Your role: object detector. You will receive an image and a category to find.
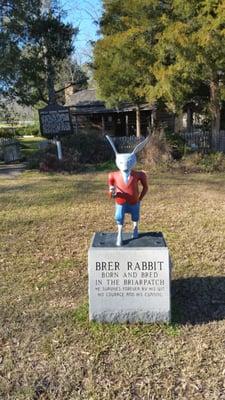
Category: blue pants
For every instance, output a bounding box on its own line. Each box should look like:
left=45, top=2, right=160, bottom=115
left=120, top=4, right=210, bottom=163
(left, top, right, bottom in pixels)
left=115, top=202, right=140, bottom=225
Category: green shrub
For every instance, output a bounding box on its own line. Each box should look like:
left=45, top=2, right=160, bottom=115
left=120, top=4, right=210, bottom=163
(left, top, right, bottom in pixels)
left=39, top=153, right=61, bottom=172
left=14, top=124, right=40, bottom=136
left=26, top=150, right=43, bottom=169
left=61, top=132, right=113, bottom=164
left=196, top=152, right=225, bottom=172
left=95, top=160, right=116, bottom=171
left=165, top=129, right=185, bottom=159
left=39, top=149, right=81, bottom=173
left=175, top=152, right=225, bottom=173
left=38, top=132, right=113, bottom=172
left=0, top=124, right=40, bottom=138
left=0, top=127, right=16, bottom=138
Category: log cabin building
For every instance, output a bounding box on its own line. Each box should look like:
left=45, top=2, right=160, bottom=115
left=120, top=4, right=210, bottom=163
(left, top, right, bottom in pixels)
left=57, top=84, right=175, bottom=137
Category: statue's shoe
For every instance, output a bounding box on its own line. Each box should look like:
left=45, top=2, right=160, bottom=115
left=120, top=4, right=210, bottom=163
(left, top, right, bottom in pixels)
left=132, top=228, right=139, bottom=239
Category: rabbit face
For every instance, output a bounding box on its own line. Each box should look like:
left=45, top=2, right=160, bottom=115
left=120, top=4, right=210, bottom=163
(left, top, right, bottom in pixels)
left=116, top=153, right=136, bottom=172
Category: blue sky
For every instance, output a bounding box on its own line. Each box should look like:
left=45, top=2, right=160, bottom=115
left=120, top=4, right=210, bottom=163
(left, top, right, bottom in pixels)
left=59, top=0, right=103, bottom=63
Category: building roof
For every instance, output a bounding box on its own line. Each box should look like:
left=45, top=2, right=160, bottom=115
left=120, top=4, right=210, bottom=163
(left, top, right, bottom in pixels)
left=66, top=89, right=154, bottom=115
left=66, top=89, right=103, bottom=107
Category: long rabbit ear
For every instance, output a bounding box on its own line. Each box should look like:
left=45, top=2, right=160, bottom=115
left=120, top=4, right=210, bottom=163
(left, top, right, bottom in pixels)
left=106, top=135, right=118, bottom=155
left=132, top=135, right=150, bottom=154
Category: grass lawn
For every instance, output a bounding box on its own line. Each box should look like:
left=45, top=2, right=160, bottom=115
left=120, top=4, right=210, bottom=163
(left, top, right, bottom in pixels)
left=1, top=170, right=225, bottom=399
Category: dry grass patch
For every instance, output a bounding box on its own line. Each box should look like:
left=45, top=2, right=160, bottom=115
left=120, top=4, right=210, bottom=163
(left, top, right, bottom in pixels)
left=1, top=170, right=225, bottom=399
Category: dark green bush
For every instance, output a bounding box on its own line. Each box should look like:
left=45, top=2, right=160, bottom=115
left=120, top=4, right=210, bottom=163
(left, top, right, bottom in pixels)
left=39, top=150, right=81, bottom=173
left=39, top=153, right=61, bottom=172
left=14, top=124, right=40, bottom=136
left=165, top=130, right=185, bottom=159
left=0, top=128, right=16, bottom=138
left=189, top=152, right=225, bottom=172
left=0, top=124, right=40, bottom=138
left=38, top=133, right=113, bottom=172
left=170, top=152, right=225, bottom=173
left=61, top=132, right=113, bottom=164
left=26, top=150, right=42, bottom=169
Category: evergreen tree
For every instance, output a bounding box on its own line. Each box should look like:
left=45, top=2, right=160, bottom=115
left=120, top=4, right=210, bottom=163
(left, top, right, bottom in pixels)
left=150, top=0, right=225, bottom=148
left=0, top=0, right=41, bottom=94
left=93, top=0, right=164, bottom=136
left=94, top=0, right=225, bottom=146
left=0, top=0, right=77, bottom=106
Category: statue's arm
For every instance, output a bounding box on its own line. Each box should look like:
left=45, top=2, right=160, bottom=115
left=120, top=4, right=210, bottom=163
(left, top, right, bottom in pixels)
left=108, top=172, right=116, bottom=198
left=139, top=172, right=148, bottom=201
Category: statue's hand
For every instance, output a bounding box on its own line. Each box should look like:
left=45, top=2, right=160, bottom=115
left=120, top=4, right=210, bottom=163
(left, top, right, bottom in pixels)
left=109, top=185, right=116, bottom=198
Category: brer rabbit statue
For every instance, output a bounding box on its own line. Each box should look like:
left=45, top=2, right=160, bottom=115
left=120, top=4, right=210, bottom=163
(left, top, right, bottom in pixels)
left=106, top=135, right=149, bottom=246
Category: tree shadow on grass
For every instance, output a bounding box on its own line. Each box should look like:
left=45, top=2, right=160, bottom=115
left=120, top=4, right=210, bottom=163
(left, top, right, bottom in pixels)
left=0, top=182, right=41, bottom=194
left=153, top=174, right=225, bottom=192
left=0, top=179, right=105, bottom=208
left=172, top=276, right=225, bottom=325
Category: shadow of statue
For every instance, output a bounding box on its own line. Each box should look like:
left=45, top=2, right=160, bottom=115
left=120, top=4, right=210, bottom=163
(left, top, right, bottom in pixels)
left=172, top=276, right=225, bottom=325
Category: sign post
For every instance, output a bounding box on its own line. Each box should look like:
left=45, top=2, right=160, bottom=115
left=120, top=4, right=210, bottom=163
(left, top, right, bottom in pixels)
left=38, top=103, right=73, bottom=159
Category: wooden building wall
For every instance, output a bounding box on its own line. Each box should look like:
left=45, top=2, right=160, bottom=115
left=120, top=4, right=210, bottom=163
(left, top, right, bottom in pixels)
left=69, top=108, right=175, bottom=136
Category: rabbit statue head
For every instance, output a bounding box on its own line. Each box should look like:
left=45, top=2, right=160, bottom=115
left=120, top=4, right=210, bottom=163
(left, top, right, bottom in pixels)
left=106, top=135, right=150, bottom=173
left=116, top=153, right=136, bottom=173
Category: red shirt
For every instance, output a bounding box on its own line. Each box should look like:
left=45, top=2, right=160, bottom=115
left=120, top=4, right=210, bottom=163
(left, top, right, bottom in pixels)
left=108, top=170, right=148, bottom=205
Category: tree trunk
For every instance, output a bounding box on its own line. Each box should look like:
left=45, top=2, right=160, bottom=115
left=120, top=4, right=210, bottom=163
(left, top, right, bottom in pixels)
left=46, top=56, right=56, bottom=105
left=101, top=115, right=105, bottom=135
left=125, top=114, right=129, bottom=136
left=186, top=105, right=193, bottom=133
left=210, top=80, right=221, bottom=151
left=151, top=109, right=157, bottom=127
left=136, top=106, right=141, bottom=137
left=174, top=113, right=183, bottom=133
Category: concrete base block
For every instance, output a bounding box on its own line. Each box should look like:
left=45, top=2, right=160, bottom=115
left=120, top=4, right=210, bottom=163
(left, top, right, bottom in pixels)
left=88, top=232, right=171, bottom=323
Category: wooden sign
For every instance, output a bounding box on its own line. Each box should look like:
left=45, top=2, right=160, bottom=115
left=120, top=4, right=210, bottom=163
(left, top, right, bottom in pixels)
left=39, top=103, right=72, bottom=137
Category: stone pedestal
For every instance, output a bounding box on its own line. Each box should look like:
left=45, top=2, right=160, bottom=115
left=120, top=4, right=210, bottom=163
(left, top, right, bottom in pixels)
left=88, top=232, right=171, bottom=323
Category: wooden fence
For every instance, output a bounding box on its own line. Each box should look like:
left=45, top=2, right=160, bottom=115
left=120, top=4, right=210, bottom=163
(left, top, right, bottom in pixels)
left=181, top=130, right=211, bottom=153
left=216, top=131, right=225, bottom=152
left=0, top=138, right=21, bottom=162
left=109, top=135, right=145, bottom=153
left=181, top=130, right=225, bottom=153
